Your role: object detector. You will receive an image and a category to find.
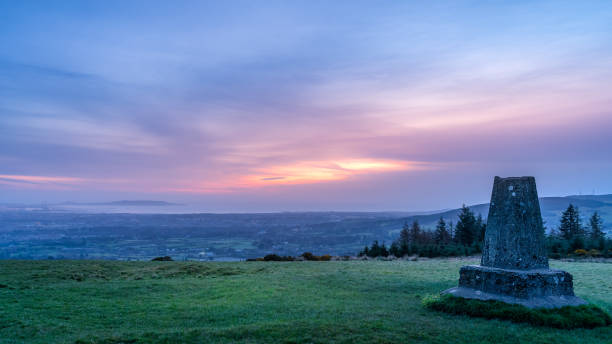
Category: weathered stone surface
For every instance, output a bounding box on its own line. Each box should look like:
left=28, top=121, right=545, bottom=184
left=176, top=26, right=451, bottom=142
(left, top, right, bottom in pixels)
left=442, top=176, right=586, bottom=309
left=443, top=265, right=586, bottom=308
left=481, top=176, right=548, bottom=270
left=458, top=265, right=574, bottom=298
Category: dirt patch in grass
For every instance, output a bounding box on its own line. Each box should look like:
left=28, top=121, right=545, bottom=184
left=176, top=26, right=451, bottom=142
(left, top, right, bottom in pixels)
left=145, top=263, right=255, bottom=279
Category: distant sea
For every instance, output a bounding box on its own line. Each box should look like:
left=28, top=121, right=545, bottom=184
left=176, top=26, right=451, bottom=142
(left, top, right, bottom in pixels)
left=53, top=203, right=211, bottom=214
left=0, top=203, right=213, bottom=214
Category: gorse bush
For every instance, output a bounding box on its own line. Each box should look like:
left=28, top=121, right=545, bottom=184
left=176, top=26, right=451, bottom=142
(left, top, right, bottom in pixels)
left=263, top=254, right=295, bottom=261
left=301, top=252, right=331, bottom=261
left=423, top=294, right=612, bottom=329
left=319, top=254, right=332, bottom=261
left=588, top=249, right=602, bottom=256
left=301, top=252, right=317, bottom=261
left=248, top=252, right=333, bottom=261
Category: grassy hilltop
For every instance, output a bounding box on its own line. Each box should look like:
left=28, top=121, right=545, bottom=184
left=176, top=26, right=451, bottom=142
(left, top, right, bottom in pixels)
left=0, top=259, right=611, bottom=344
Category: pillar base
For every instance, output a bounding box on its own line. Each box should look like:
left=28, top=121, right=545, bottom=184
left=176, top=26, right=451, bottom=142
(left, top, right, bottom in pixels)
left=442, top=265, right=586, bottom=309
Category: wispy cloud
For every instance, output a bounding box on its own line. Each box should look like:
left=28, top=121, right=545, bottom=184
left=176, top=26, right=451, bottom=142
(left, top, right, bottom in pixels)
left=5, top=116, right=168, bottom=154
left=0, top=174, right=85, bottom=189
left=0, top=174, right=83, bottom=183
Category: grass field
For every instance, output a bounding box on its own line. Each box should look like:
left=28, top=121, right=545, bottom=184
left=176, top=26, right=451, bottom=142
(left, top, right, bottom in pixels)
left=0, top=259, right=610, bottom=344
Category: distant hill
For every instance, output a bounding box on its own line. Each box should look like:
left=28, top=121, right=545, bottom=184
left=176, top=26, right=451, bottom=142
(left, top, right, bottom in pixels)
left=397, top=194, right=612, bottom=234
left=564, top=194, right=612, bottom=204
left=56, top=200, right=183, bottom=206
left=90, top=200, right=182, bottom=206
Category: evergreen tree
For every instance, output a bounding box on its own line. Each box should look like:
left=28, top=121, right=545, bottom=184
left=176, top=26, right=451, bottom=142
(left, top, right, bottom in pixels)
left=589, top=212, right=605, bottom=241
left=448, top=221, right=455, bottom=242
left=399, top=240, right=409, bottom=256
left=409, top=220, right=421, bottom=244
left=571, top=235, right=585, bottom=251
left=558, top=204, right=583, bottom=240
left=368, top=240, right=380, bottom=257
left=389, top=241, right=400, bottom=257
left=399, top=222, right=410, bottom=245
left=380, top=242, right=389, bottom=257
left=455, top=205, right=477, bottom=245
left=476, top=213, right=486, bottom=242
left=434, top=217, right=450, bottom=244
left=547, top=225, right=561, bottom=238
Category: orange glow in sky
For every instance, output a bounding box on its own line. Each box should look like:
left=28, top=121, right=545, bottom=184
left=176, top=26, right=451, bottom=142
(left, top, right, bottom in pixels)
left=242, top=159, right=418, bottom=186
left=158, top=159, right=423, bottom=194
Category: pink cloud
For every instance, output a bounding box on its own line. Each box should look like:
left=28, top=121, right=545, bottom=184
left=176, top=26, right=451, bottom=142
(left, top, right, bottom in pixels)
left=0, top=174, right=83, bottom=183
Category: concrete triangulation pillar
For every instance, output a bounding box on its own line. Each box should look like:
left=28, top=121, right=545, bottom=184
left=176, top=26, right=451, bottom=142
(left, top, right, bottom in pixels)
left=481, top=176, right=548, bottom=270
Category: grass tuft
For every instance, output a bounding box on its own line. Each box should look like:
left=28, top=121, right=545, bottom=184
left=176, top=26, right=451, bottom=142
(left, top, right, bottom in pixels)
left=423, top=294, right=612, bottom=329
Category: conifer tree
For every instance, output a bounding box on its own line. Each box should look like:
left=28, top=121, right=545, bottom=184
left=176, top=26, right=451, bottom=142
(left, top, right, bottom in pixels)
left=389, top=241, right=400, bottom=257
left=589, top=212, right=605, bottom=240
left=434, top=217, right=450, bottom=244
left=380, top=242, right=389, bottom=257
left=475, top=213, right=486, bottom=242
left=368, top=240, right=381, bottom=257
left=559, top=204, right=583, bottom=240
left=455, top=205, right=477, bottom=245
left=399, top=222, right=410, bottom=245
left=410, top=220, right=421, bottom=244
left=399, top=240, right=409, bottom=256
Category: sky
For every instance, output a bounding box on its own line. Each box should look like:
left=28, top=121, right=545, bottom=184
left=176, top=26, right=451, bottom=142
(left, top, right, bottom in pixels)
left=1, top=1, right=612, bottom=212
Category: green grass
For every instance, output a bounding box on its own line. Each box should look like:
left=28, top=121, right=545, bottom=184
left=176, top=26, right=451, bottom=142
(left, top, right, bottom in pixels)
left=423, top=294, right=611, bottom=329
left=0, top=259, right=610, bottom=343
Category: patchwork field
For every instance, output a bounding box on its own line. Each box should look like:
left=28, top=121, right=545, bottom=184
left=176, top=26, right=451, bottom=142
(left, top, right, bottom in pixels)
left=0, top=259, right=610, bottom=343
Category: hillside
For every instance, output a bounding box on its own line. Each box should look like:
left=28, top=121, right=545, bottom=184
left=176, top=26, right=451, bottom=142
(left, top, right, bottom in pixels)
left=393, top=194, right=612, bottom=232
left=0, top=260, right=610, bottom=344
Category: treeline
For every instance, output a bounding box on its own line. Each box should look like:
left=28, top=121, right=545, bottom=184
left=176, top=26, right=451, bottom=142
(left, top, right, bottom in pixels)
left=547, top=205, right=611, bottom=258
left=360, top=204, right=611, bottom=259
left=359, top=205, right=486, bottom=258
left=247, top=252, right=333, bottom=261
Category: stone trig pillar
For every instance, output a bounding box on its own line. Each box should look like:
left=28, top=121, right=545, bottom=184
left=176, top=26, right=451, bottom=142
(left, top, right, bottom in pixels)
left=443, top=176, right=586, bottom=308
left=482, top=176, right=548, bottom=270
